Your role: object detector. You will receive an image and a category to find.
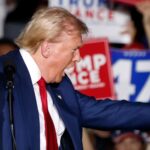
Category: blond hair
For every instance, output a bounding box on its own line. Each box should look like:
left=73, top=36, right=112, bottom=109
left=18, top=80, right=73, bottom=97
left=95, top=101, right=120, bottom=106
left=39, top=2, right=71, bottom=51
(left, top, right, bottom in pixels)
left=16, top=7, right=88, bottom=53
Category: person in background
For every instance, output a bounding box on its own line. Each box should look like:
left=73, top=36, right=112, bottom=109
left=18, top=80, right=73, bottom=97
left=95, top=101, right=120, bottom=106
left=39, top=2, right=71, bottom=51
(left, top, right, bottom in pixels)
left=90, top=129, right=114, bottom=150
left=136, top=0, right=150, bottom=49
left=113, top=130, right=146, bottom=150
left=0, top=0, right=6, bottom=38
left=1, top=6, right=150, bottom=150
left=0, top=38, right=18, bottom=55
left=82, top=128, right=95, bottom=150
left=111, top=2, right=149, bottom=50
left=0, top=0, right=16, bottom=38
left=4, top=0, right=48, bottom=39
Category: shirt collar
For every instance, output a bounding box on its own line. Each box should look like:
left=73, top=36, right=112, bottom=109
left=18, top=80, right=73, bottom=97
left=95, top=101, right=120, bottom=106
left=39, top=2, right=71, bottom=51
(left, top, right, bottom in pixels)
left=20, top=48, right=41, bottom=85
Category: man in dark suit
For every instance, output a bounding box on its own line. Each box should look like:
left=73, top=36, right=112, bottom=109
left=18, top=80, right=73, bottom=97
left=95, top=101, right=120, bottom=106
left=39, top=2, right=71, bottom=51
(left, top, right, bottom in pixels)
left=0, top=6, right=150, bottom=150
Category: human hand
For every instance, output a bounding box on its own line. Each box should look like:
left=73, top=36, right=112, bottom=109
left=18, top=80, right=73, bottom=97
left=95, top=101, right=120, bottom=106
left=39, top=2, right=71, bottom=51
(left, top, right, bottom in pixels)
left=136, top=0, right=150, bottom=48
left=136, top=0, right=150, bottom=23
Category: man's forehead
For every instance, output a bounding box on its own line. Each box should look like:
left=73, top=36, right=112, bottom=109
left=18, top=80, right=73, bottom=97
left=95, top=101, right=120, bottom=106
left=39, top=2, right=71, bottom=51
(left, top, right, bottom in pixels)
left=56, top=30, right=82, bottom=42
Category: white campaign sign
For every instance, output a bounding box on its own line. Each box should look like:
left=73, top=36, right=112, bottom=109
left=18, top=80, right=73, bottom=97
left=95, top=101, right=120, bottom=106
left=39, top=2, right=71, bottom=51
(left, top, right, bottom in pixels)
left=113, top=59, right=150, bottom=102
left=49, top=0, right=132, bottom=44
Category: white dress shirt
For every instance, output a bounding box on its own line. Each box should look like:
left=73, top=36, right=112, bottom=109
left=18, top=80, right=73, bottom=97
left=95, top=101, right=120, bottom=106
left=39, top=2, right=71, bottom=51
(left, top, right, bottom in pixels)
left=20, top=48, right=65, bottom=150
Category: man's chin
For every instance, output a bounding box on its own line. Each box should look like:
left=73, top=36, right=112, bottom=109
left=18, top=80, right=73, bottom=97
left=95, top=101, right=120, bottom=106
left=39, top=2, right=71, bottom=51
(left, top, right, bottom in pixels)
left=53, top=77, right=64, bottom=83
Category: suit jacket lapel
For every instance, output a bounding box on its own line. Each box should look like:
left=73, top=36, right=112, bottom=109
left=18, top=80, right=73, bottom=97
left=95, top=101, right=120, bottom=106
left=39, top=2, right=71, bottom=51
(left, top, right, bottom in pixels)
left=13, top=50, right=40, bottom=150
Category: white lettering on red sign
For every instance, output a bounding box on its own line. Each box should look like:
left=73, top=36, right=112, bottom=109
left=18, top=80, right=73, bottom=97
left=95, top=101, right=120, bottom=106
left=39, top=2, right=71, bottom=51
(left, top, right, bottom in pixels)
left=67, top=54, right=106, bottom=90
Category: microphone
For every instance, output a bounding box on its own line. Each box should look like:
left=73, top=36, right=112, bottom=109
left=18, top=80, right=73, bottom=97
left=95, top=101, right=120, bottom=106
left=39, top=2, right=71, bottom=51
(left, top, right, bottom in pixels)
left=3, top=60, right=17, bottom=150
left=3, top=60, right=16, bottom=88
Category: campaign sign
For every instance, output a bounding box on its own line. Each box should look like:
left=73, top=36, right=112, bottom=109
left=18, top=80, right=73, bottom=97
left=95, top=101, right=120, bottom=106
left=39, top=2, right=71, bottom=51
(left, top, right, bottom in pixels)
left=113, top=0, right=143, bottom=5
left=111, top=49, right=150, bottom=102
left=66, top=39, right=115, bottom=99
left=49, top=0, right=131, bottom=44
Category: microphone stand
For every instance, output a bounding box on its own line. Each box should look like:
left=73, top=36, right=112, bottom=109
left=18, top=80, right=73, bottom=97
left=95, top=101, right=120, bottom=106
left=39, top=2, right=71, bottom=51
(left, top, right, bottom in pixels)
left=6, top=80, right=17, bottom=150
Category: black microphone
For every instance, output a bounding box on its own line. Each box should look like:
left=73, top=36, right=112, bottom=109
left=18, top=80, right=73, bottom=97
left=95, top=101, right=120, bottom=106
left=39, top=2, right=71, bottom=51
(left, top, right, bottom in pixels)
left=3, top=60, right=16, bottom=88
left=3, top=60, right=17, bottom=150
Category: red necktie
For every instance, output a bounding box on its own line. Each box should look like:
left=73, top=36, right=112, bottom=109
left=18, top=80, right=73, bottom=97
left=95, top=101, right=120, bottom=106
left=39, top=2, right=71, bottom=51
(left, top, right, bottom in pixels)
left=38, top=77, right=58, bottom=150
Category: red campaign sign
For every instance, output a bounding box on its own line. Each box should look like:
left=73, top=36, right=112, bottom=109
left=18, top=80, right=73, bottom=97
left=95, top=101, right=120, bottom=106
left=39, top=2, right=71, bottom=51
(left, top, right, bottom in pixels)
left=67, top=39, right=115, bottom=100
left=113, top=0, right=143, bottom=5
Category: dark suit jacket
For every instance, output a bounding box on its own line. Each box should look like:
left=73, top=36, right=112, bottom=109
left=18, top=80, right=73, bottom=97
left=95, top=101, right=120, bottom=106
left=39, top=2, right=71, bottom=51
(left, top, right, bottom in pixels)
left=0, top=50, right=150, bottom=150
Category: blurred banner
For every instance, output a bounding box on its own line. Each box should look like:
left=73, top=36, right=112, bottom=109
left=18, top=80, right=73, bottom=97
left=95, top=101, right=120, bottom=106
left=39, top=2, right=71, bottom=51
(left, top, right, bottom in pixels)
left=111, top=49, right=150, bottom=102
left=49, top=0, right=131, bottom=44
left=66, top=39, right=115, bottom=99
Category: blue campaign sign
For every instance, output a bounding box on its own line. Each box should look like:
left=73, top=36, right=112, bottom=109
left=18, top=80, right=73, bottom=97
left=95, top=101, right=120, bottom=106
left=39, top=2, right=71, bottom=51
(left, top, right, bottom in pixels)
left=111, top=49, right=150, bottom=102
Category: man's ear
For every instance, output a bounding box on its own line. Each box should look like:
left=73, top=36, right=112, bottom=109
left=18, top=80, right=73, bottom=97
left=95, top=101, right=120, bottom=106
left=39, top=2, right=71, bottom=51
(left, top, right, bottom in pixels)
left=40, top=41, right=51, bottom=58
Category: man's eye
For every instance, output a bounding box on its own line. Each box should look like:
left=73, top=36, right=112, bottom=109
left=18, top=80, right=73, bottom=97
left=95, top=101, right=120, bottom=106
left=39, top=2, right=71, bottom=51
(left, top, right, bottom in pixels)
left=72, top=47, right=80, bottom=52
left=72, top=49, right=76, bottom=52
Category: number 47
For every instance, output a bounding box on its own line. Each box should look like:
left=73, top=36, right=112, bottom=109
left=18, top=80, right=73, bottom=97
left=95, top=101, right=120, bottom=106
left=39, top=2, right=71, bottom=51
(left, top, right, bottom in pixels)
left=113, top=60, right=150, bottom=102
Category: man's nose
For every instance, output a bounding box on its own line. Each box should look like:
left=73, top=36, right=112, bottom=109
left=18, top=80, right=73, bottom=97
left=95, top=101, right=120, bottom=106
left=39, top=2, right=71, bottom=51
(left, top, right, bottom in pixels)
left=73, top=49, right=81, bottom=62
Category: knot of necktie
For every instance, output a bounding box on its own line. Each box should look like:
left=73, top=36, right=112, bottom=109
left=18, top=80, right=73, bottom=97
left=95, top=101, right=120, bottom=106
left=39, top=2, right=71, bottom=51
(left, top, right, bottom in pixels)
left=38, top=77, right=46, bottom=87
